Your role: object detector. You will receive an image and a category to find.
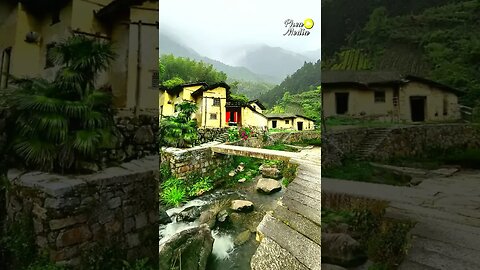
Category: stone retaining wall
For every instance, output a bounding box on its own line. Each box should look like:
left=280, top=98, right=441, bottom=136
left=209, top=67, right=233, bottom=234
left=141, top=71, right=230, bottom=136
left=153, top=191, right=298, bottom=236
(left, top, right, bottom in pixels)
left=235, top=130, right=321, bottom=148
left=197, top=128, right=229, bottom=144
left=5, top=156, right=159, bottom=267
left=160, top=142, right=233, bottom=179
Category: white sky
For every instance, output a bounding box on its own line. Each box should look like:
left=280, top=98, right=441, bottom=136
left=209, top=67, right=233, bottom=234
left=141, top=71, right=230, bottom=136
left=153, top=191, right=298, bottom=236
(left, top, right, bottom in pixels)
left=159, top=0, right=321, bottom=64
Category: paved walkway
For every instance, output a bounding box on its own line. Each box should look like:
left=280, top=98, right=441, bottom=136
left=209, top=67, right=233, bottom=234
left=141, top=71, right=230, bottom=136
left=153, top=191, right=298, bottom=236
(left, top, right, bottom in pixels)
left=212, top=144, right=321, bottom=269
left=323, top=171, right=480, bottom=270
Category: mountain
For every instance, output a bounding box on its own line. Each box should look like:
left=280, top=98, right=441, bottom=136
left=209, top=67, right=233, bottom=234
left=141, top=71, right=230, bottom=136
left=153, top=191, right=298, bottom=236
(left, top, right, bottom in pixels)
left=237, top=46, right=314, bottom=81
left=159, top=33, right=280, bottom=83
left=258, top=60, right=321, bottom=107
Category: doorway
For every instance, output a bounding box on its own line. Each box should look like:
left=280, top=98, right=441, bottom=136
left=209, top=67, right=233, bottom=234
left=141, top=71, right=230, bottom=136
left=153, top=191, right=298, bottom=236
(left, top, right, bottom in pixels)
left=410, top=96, right=426, bottom=122
left=297, top=122, right=303, bottom=131
left=272, top=120, right=277, bottom=128
left=335, top=93, right=349, bottom=114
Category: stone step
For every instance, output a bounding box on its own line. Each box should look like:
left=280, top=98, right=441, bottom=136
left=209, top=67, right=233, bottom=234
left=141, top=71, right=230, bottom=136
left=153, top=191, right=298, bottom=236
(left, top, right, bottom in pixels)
left=256, top=214, right=321, bottom=270
left=251, top=237, right=309, bottom=270
left=283, top=196, right=321, bottom=225
left=284, top=189, right=321, bottom=212
left=288, top=180, right=321, bottom=196
left=272, top=205, right=321, bottom=245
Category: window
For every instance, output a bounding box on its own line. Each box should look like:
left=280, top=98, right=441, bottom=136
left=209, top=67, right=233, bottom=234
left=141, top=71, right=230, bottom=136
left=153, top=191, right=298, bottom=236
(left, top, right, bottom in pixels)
left=0, top=47, right=12, bottom=89
left=51, top=8, right=60, bottom=25
left=210, top=113, right=217, bottom=120
left=272, top=120, right=277, bottom=128
left=285, top=120, right=289, bottom=124
left=151, top=70, right=159, bottom=89
left=213, top=98, right=221, bottom=107
left=374, top=91, right=385, bottom=103
left=45, top=43, right=56, bottom=69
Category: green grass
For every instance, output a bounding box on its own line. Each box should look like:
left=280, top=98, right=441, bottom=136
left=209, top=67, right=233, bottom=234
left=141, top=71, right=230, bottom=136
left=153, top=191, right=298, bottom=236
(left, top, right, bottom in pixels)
left=323, top=159, right=412, bottom=186
left=325, top=116, right=397, bottom=128
left=268, top=128, right=295, bottom=133
left=263, top=143, right=300, bottom=152
left=291, top=138, right=322, bottom=146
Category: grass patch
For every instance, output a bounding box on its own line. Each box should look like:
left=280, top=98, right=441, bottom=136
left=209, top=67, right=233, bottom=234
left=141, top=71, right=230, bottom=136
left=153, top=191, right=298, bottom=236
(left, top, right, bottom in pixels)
left=281, top=162, right=298, bottom=187
left=388, top=148, right=480, bottom=170
left=325, top=116, right=396, bottom=128
left=268, top=128, right=295, bottom=133
left=263, top=142, right=300, bottom=152
left=323, top=159, right=412, bottom=186
left=291, top=138, right=322, bottom=146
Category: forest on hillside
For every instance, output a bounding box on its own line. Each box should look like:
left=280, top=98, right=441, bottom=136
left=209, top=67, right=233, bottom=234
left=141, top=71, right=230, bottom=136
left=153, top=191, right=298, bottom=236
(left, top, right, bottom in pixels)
left=323, top=0, right=480, bottom=106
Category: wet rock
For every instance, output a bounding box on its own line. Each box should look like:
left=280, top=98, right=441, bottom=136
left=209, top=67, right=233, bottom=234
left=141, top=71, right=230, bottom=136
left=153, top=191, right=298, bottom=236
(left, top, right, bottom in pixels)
left=159, top=209, right=172, bottom=225
left=199, top=210, right=217, bottom=229
left=256, top=178, right=282, bottom=194
left=321, top=233, right=367, bottom=267
left=236, top=162, right=245, bottom=172
left=238, top=178, right=247, bottom=183
left=229, top=170, right=236, bottom=177
left=230, top=200, right=254, bottom=213
left=216, top=210, right=229, bottom=223
left=234, top=230, right=251, bottom=246
left=159, top=224, right=214, bottom=270
left=321, top=264, right=348, bottom=270
left=259, top=164, right=282, bottom=179
left=177, top=206, right=201, bottom=222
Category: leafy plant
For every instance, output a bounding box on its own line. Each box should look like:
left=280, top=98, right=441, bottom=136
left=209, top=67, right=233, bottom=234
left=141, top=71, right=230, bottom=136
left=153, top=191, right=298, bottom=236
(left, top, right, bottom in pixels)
left=8, top=35, right=116, bottom=173
left=228, top=127, right=240, bottom=142
left=161, top=178, right=187, bottom=206
left=187, top=176, right=213, bottom=197
left=159, top=101, right=199, bottom=148
left=1, top=213, right=37, bottom=269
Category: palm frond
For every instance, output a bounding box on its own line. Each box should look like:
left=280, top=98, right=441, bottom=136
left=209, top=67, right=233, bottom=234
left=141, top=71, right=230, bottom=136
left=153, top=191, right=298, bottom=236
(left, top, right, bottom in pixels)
left=12, top=138, right=56, bottom=171
left=73, top=130, right=101, bottom=156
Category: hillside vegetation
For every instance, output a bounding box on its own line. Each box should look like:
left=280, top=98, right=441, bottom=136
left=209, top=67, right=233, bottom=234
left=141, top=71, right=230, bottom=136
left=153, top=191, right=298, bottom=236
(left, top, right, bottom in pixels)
left=268, top=88, right=321, bottom=126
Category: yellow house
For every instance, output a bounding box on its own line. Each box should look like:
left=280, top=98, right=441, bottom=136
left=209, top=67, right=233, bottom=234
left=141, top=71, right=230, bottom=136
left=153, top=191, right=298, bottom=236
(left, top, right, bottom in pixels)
left=226, top=99, right=268, bottom=128
left=0, top=0, right=159, bottom=112
left=266, top=113, right=316, bottom=131
left=160, top=82, right=229, bottom=128
left=322, top=71, right=463, bottom=122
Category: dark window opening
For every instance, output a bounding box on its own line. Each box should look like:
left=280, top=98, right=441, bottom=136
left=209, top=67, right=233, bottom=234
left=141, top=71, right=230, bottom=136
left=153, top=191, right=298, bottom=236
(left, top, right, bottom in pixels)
left=210, top=113, right=217, bottom=120
left=297, top=122, right=303, bottom=131
left=285, top=120, right=289, bottom=124
left=335, top=92, right=349, bottom=115
left=45, top=43, right=56, bottom=69
left=51, top=8, right=60, bottom=25
left=272, top=120, right=277, bottom=128
left=213, top=98, right=221, bottom=106
left=374, top=90, right=385, bottom=103
left=410, top=96, right=426, bottom=122
left=0, top=47, right=12, bottom=89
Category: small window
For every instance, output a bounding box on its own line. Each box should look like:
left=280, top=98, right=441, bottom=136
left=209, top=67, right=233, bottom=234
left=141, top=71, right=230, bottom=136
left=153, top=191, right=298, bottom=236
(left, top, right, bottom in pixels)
left=0, top=47, right=12, bottom=89
left=374, top=91, right=385, bottom=103
left=45, top=43, right=56, bottom=69
left=272, top=120, right=277, bottom=128
left=285, top=120, right=289, bottom=124
left=213, top=98, right=221, bottom=107
left=51, top=8, right=60, bottom=25
left=151, top=70, right=159, bottom=89
left=210, top=113, right=217, bottom=120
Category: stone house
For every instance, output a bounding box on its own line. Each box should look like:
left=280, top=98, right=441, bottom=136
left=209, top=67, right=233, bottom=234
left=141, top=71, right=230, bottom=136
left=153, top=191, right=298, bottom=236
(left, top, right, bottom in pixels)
left=226, top=99, right=268, bottom=128
left=0, top=0, right=159, bottom=111
left=322, top=71, right=463, bottom=122
left=265, top=113, right=316, bottom=131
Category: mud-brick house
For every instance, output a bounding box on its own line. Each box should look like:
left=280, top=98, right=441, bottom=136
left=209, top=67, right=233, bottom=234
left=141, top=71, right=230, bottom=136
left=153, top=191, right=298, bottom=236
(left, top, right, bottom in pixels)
left=322, top=71, right=463, bottom=122
left=225, top=99, right=268, bottom=128
left=160, top=82, right=230, bottom=128
left=0, top=0, right=159, bottom=111
left=265, top=113, right=315, bottom=131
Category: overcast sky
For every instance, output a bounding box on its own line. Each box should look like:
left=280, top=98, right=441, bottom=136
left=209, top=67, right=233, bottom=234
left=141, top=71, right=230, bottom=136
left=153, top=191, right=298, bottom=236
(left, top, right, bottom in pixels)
left=159, top=0, right=321, bottom=64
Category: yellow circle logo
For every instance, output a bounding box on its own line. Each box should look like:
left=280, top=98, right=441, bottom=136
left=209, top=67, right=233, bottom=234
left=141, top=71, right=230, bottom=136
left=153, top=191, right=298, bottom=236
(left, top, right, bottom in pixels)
left=304, top=18, right=314, bottom=29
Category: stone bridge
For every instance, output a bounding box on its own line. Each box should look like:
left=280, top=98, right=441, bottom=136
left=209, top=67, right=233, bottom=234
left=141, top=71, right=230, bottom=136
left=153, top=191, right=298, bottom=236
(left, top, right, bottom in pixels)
left=212, top=144, right=322, bottom=270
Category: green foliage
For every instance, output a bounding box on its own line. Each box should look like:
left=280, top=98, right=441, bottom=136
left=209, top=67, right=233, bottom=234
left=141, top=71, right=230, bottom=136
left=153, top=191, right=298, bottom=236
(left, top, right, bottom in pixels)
left=227, top=127, right=240, bottom=142
left=80, top=244, right=155, bottom=270
left=258, top=60, right=321, bottom=107
left=159, top=54, right=227, bottom=88
left=331, top=49, right=372, bottom=70
left=263, top=143, right=299, bottom=152
left=187, top=176, right=214, bottom=197
left=159, top=162, right=172, bottom=180
left=231, top=80, right=275, bottom=99
left=229, top=93, right=249, bottom=104
left=121, top=258, right=155, bottom=270
left=1, top=214, right=37, bottom=269
left=280, top=162, right=298, bottom=187
left=8, top=35, right=115, bottom=173
left=227, top=127, right=255, bottom=142
left=159, top=101, right=199, bottom=148
left=160, top=178, right=187, bottom=207
left=26, top=257, right=66, bottom=270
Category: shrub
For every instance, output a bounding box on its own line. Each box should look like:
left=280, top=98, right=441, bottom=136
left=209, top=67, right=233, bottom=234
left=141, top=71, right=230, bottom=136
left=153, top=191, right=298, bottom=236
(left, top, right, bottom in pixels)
left=188, top=176, right=213, bottom=197
left=160, top=177, right=186, bottom=206
left=159, top=101, right=199, bottom=148
left=228, top=127, right=240, bottom=142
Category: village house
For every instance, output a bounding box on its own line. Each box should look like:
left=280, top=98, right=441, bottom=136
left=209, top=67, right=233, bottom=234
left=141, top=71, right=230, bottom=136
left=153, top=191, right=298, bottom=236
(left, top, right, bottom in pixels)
left=0, top=0, right=159, bottom=112
left=265, top=113, right=316, bottom=131
left=322, top=71, right=463, bottom=122
left=160, top=82, right=271, bottom=129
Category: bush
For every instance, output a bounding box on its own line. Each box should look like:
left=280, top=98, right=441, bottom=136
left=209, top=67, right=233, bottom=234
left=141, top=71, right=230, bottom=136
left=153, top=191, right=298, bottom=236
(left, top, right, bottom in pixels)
left=228, top=127, right=240, bottom=142
left=187, top=176, right=213, bottom=197
left=159, top=101, right=199, bottom=148
left=160, top=178, right=187, bottom=207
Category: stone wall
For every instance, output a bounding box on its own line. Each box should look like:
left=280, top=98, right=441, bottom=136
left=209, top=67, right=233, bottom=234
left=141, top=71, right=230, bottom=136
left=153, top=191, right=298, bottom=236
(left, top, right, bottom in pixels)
left=160, top=142, right=233, bottom=179
left=0, top=107, right=8, bottom=269
left=235, top=130, right=322, bottom=148
left=5, top=156, right=159, bottom=267
left=197, top=128, right=229, bottom=144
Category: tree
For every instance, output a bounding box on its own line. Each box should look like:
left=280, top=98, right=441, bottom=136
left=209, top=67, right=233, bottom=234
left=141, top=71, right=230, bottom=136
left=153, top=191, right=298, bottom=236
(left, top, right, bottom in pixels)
left=159, top=101, right=199, bottom=148
left=9, top=35, right=116, bottom=173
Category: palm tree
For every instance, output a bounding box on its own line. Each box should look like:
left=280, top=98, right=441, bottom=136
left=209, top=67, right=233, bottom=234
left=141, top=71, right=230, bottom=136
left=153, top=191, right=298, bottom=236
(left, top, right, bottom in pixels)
left=8, top=35, right=116, bottom=173
left=159, top=101, right=199, bottom=148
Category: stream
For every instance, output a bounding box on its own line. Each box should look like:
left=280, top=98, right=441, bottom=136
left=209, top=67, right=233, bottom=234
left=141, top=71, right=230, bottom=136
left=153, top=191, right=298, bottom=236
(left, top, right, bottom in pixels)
left=159, top=176, right=284, bottom=270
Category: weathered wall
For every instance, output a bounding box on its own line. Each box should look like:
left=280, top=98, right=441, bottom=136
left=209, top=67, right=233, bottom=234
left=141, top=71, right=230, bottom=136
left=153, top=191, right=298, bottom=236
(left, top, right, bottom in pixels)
left=197, top=127, right=228, bottom=144
left=236, top=130, right=322, bottom=148
left=6, top=156, right=159, bottom=267
left=160, top=142, right=233, bottom=179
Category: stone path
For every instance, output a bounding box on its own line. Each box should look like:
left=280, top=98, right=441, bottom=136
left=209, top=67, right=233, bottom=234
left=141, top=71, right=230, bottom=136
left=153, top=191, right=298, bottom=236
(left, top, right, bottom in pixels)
left=323, top=171, right=480, bottom=270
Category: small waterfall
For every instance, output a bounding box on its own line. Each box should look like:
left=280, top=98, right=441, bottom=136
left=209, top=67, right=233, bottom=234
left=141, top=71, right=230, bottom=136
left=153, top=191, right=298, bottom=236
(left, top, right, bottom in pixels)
left=211, top=231, right=235, bottom=260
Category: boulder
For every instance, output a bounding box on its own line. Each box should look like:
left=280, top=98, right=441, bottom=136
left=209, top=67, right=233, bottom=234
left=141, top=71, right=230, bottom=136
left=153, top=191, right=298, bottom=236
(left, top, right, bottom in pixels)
left=256, top=178, right=282, bottom=194
left=321, top=233, right=367, bottom=267
left=236, top=162, right=245, bottom=172
left=259, top=164, right=282, bottom=179
left=177, top=206, right=201, bottom=222
left=159, top=209, right=172, bottom=225
left=229, top=170, right=236, bottom=177
left=159, top=224, right=214, bottom=270
left=230, top=200, right=254, bottom=213
left=234, top=230, right=251, bottom=246
left=199, top=210, right=217, bottom=229
left=216, top=209, right=229, bottom=223
left=238, top=178, right=247, bottom=183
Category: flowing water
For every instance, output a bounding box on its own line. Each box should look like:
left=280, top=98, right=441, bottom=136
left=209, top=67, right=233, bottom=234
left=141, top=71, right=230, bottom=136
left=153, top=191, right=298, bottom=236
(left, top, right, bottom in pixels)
left=159, top=178, right=284, bottom=270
